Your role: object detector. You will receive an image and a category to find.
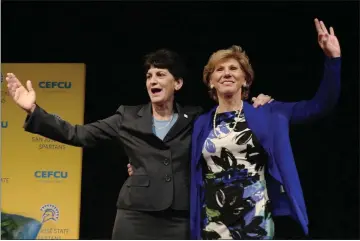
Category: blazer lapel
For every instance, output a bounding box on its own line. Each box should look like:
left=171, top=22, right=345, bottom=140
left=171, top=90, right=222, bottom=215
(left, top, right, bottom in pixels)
left=136, top=103, right=154, bottom=136
left=163, top=103, right=194, bottom=143
left=194, top=106, right=216, bottom=167
left=243, top=101, right=271, bottom=152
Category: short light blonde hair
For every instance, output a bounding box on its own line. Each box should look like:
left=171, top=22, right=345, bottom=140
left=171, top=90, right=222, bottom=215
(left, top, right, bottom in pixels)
left=203, top=45, right=254, bottom=101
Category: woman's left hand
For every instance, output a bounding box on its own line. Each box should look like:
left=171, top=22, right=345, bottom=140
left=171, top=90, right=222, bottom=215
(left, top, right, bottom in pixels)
left=315, top=18, right=341, bottom=58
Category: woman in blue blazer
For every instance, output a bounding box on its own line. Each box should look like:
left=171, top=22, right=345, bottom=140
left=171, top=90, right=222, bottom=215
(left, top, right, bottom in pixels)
left=190, top=18, right=341, bottom=239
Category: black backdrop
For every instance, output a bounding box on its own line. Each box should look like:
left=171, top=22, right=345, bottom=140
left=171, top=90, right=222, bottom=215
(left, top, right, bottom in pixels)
left=2, top=1, right=359, bottom=240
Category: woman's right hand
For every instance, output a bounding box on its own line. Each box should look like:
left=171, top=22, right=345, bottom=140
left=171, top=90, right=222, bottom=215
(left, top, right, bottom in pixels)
left=127, top=163, right=134, bottom=176
left=314, top=18, right=341, bottom=58
left=6, top=73, right=36, bottom=113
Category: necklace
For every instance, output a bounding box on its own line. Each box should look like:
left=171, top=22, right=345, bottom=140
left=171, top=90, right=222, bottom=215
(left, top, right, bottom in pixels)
left=213, top=101, right=243, bottom=139
left=153, top=114, right=174, bottom=130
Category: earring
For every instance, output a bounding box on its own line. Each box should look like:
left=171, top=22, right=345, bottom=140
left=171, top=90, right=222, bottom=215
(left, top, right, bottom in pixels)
left=210, top=84, right=214, bottom=89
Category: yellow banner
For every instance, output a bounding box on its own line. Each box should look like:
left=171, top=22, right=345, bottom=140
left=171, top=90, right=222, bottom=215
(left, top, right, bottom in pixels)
left=1, top=64, right=86, bottom=239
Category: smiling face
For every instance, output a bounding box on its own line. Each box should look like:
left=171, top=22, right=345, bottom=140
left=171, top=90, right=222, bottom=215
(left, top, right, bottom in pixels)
left=209, top=58, right=246, bottom=99
left=146, top=66, right=183, bottom=104
left=203, top=45, right=254, bottom=101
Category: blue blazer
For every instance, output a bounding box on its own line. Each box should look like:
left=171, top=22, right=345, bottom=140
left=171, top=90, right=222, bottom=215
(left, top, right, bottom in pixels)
left=190, top=56, right=341, bottom=239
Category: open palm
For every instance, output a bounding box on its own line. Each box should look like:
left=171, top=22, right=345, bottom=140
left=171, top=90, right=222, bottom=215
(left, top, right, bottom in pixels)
left=315, top=18, right=341, bottom=58
left=6, top=73, right=36, bottom=112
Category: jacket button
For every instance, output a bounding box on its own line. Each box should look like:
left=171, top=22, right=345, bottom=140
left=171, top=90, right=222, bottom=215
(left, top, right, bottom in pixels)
left=165, top=175, right=172, bottom=182
left=163, top=159, right=169, bottom=166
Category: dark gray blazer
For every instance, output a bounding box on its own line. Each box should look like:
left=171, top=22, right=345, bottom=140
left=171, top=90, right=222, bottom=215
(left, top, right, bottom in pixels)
left=24, top=102, right=203, bottom=211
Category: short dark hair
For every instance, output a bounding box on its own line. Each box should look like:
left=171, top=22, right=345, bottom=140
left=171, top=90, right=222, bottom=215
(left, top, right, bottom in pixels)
left=144, top=49, right=187, bottom=81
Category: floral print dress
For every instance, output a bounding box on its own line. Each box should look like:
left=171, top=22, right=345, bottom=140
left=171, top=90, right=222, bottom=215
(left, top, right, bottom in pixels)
left=201, top=110, right=274, bottom=240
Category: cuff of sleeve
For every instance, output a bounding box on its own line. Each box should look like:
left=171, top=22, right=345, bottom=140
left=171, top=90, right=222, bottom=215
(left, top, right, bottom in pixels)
left=325, top=55, right=341, bottom=62
left=23, top=104, right=41, bottom=131
left=324, top=55, right=341, bottom=69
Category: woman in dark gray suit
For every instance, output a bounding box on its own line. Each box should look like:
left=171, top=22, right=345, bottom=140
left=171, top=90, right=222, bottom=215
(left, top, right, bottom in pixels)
left=5, top=50, right=271, bottom=239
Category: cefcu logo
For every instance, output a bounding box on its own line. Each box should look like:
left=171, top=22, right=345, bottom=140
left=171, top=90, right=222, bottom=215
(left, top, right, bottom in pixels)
left=40, top=204, right=59, bottom=223
left=38, top=81, right=72, bottom=89
left=35, top=171, right=68, bottom=179
left=2, top=121, right=8, bottom=128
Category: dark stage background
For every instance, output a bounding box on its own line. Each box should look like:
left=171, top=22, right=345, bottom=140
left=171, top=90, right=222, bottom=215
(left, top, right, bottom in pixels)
left=2, top=1, right=359, bottom=240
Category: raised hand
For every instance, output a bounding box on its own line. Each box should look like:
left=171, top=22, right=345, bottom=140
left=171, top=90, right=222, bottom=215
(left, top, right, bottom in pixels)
left=6, top=73, right=36, bottom=113
left=314, top=18, right=341, bottom=58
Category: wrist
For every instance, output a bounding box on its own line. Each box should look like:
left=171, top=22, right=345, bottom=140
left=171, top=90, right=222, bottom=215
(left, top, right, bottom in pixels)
left=328, top=50, right=341, bottom=58
left=26, top=104, right=36, bottom=114
left=331, top=53, right=341, bottom=58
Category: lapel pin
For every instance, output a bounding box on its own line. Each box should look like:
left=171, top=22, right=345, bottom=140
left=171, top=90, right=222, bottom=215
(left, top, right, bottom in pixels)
left=184, top=114, right=188, bottom=118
